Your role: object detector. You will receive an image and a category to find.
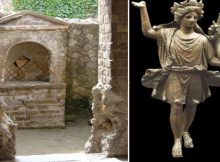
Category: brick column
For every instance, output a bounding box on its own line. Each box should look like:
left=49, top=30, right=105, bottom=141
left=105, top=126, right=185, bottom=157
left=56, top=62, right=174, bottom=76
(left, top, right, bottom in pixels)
left=85, top=0, right=128, bottom=157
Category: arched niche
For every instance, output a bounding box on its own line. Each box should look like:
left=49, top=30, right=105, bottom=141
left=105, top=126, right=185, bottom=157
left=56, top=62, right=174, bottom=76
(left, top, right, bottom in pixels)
left=5, top=42, right=50, bottom=82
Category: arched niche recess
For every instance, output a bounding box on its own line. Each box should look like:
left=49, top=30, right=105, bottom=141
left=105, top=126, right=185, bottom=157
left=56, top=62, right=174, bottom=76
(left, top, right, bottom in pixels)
left=5, top=42, right=50, bottom=82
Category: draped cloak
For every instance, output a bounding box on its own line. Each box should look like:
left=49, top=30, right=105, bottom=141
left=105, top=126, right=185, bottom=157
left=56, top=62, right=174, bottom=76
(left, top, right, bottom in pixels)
left=141, top=28, right=220, bottom=104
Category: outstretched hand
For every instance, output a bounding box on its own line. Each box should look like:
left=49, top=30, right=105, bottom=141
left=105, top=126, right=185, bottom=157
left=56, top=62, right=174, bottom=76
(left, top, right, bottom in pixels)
left=132, top=1, right=146, bottom=8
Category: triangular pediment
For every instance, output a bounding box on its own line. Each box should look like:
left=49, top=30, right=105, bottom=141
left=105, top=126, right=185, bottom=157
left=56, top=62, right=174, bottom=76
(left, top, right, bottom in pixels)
left=0, top=10, right=69, bottom=26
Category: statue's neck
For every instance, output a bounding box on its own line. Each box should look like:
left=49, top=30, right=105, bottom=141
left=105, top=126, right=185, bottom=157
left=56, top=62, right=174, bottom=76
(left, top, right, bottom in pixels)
left=176, top=29, right=199, bottom=39
left=179, top=26, right=194, bottom=34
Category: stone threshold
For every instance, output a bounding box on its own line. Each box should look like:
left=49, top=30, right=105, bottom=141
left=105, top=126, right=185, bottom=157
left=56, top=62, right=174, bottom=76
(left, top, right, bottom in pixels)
left=3, top=153, right=128, bottom=162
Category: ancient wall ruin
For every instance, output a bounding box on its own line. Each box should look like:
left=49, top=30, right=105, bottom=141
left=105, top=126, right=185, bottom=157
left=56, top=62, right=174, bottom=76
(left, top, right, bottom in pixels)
left=85, top=0, right=128, bottom=157
left=0, top=12, right=99, bottom=128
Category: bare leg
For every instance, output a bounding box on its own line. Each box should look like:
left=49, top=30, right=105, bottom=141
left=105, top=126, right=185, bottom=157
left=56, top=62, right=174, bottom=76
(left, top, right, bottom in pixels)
left=182, top=104, right=197, bottom=132
left=182, top=104, right=197, bottom=148
left=170, top=103, right=183, bottom=139
left=170, top=103, right=183, bottom=158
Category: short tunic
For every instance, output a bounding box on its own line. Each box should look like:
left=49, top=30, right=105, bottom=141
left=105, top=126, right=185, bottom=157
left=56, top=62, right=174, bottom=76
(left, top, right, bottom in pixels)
left=142, top=28, right=220, bottom=104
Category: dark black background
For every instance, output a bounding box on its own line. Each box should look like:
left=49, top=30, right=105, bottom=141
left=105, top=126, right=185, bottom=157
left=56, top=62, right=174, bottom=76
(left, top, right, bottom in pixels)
left=130, top=0, right=220, bottom=161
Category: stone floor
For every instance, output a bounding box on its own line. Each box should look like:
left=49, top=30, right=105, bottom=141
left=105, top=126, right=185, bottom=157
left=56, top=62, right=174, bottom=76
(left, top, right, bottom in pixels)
left=4, top=119, right=128, bottom=162
left=16, top=120, right=90, bottom=155
left=4, top=153, right=128, bottom=162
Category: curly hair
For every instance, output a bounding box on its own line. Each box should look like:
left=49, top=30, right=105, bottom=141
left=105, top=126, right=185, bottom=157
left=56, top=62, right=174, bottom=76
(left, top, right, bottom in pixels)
left=170, top=0, right=204, bottom=23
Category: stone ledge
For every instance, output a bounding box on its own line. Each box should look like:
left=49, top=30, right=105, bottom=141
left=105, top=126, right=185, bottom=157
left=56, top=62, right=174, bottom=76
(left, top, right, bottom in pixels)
left=0, top=81, right=66, bottom=89
left=4, top=153, right=128, bottom=162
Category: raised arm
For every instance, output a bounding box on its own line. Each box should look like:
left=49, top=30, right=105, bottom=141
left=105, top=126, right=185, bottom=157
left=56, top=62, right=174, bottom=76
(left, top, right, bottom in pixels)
left=132, top=1, right=158, bottom=39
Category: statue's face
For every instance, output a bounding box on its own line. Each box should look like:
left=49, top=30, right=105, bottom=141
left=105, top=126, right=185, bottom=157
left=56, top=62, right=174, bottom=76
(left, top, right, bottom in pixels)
left=181, top=12, right=198, bottom=28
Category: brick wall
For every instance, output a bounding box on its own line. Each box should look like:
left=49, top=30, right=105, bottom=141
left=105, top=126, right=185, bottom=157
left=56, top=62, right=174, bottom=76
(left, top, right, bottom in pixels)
left=2, top=82, right=65, bottom=128
left=98, top=0, right=112, bottom=84
left=111, top=0, right=128, bottom=95
left=97, top=0, right=128, bottom=94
